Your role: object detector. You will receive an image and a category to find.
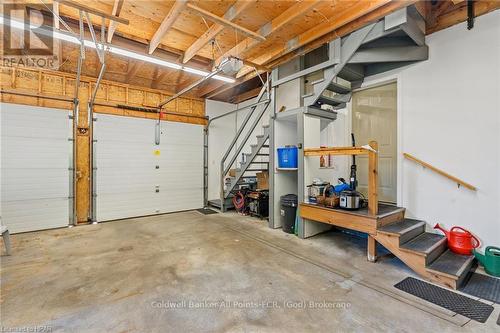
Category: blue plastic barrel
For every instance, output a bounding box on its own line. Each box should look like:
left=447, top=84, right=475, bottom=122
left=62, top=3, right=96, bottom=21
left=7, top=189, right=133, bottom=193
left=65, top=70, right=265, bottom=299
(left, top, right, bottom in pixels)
left=277, top=146, right=298, bottom=168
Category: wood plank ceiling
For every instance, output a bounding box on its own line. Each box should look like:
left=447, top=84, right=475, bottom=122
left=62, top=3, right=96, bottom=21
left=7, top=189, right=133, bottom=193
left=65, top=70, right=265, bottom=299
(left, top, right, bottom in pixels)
left=15, top=0, right=500, bottom=103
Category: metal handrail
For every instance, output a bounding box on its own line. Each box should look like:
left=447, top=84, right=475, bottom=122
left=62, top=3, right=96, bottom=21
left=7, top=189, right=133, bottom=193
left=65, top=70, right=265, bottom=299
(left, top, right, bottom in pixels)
left=221, top=99, right=269, bottom=177
left=220, top=80, right=269, bottom=173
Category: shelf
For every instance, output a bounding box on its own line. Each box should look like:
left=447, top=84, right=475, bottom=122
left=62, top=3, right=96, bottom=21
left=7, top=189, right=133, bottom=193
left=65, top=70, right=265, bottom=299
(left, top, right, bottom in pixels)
left=276, top=167, right=298, bottom=171
left=304, top=146, right=371, bottom=156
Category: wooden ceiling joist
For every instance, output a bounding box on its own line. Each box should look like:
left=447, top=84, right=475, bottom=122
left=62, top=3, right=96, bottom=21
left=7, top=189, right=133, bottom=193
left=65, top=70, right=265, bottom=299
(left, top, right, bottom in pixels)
left=186, top=3, right=266, bottom=42
left=148, top=0, right=188, bottom=55
left=214, top=0, right=321, bottom=69
left=55, top=0, right=129, bottom=24
left=107, top=0, right=125, bottom=43
left=237, top=0, right=409, bottom=79
left=182, top=0, right=254, bottom=64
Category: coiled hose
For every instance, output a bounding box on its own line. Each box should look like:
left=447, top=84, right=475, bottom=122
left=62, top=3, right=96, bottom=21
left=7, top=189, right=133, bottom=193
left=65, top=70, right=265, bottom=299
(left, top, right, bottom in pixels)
left=232, top=191, right=246, bottom=213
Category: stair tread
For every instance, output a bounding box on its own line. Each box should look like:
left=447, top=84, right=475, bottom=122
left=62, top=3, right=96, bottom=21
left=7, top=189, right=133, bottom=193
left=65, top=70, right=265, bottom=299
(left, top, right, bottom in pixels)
left=426, top=250, right=475, bottom=278
left=378, top=218, right=426, bottom=235
left=400, top=232, right=446, bottom=255
left=327, top=82, right=351, bottom=94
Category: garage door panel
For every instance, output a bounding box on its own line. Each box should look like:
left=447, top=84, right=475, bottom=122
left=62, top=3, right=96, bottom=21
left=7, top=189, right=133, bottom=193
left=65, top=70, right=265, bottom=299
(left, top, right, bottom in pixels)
left=96, top=192, right=160, bottom=221
left=95, top=114, right=203, bottom=221
left=2, top=137, right=68, bottom=169
left=1, top=168, right=69, bottom=201
left=1, top=103, right=70, bottom=233
left=2, top=198, right=69, bottom=233
left=158, top=189, right=203, bottom=213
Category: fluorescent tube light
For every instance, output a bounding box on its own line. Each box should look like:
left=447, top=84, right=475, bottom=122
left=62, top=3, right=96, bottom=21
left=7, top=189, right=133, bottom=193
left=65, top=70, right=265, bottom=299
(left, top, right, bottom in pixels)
left=0, top=15, right=235, bottom=83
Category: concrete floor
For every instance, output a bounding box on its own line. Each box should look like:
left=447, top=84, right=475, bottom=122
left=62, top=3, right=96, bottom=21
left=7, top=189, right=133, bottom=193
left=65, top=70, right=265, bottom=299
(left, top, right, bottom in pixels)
left=1, top=211, right=498, bottom=332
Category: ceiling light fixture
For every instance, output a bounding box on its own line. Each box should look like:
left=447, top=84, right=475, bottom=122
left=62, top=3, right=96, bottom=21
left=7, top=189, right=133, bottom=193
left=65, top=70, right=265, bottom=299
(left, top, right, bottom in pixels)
left=0, top=15, right=235, bottom=83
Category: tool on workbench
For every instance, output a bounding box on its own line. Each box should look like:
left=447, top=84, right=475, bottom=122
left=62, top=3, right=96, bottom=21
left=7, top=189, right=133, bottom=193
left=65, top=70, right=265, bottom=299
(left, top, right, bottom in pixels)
left=339, top=133, right=363, bottom=210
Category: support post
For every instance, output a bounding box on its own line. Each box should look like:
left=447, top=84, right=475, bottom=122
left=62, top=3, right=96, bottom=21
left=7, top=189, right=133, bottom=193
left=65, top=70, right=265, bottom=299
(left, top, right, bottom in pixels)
left=367, top=235, right=377, bottom=262
left=368, top=140, right=378, bottom=215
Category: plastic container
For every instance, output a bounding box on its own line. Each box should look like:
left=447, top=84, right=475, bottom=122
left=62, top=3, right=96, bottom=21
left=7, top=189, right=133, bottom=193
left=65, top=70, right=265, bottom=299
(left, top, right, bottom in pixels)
left=280, top=194, right=298, bottom=234
left=277, top=146, right=298, bottom=168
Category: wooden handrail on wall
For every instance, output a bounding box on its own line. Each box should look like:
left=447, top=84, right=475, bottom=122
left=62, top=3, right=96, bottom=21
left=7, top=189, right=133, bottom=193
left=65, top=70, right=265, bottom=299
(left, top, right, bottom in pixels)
left=403, top=153, right=477, bottom=191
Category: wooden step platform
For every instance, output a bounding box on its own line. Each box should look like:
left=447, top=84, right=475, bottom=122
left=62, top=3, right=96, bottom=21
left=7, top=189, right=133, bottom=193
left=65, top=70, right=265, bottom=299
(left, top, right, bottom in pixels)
left=427, top=250, right=475, bottom=287
left=378, top=218, right=425, bottom=244
left=400, top=232, right=447, bottom=264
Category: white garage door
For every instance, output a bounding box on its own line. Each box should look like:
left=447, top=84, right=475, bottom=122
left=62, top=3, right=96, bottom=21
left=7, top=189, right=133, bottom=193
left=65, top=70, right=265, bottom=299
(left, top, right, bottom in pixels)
left=94, top=114, right=203, bottom=222
left=1, top=103, right=71, bottom=233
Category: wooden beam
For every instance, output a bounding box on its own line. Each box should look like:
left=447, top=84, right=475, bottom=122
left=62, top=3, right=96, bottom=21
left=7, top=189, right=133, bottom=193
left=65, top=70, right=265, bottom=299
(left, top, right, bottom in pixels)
left=272, top=1, right=417, bottom=69
left=426, top=0, right=500, bottom=34
left=107, top=0, right=125, bottom=43
left=53, top=1, right=60, bottom=29
left=182, top=0, right=253, bottom=64
left=239, top=0, right=402, bottom=78
left=186, top=3, right=265, bottom=42
left=213, top=0, right=321, bottom=69
left=148, top=0, right=188, bottom=54
left=368, top=141, right=379, bottom=216
left=451, top=0, right=465, bottom=4
left=54, top=0, right=129, bottom=24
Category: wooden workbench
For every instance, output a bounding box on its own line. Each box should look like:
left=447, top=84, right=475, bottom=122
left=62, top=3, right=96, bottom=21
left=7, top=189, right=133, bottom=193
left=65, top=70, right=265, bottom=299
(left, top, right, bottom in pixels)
left=300, top=203, right=405, bottom=261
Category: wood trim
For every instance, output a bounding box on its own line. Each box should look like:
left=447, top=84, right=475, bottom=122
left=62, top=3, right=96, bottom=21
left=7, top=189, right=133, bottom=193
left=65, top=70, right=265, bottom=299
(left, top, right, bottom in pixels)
left=300, top=204, right=378, bottom=234
left=148, top=0, right=188, bottom=54
left=186, top=3, right=265, bottom=42
left=403, top=153, right=477, bottom=191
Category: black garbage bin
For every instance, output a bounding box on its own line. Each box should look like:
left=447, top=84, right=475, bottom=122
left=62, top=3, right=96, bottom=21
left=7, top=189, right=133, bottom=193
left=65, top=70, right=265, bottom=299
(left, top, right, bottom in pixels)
left=280, top=194, right=298, bottom=234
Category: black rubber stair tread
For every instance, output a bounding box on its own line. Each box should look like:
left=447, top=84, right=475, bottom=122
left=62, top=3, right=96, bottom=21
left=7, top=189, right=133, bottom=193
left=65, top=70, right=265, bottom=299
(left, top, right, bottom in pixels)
left=427, top=250, right=475, bottom=278
left=378, top=218, right=425, bottom=235
left=400, top=232, right=446, bottom=255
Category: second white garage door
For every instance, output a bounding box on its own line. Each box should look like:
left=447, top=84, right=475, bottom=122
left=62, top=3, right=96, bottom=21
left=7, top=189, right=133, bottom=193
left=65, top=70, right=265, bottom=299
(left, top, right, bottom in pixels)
left=94, top=114, right=203, bottom=222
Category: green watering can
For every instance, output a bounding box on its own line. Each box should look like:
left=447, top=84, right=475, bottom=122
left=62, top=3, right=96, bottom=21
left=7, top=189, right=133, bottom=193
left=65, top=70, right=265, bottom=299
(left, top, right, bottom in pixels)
left=474, top=246, right=500, bottom=277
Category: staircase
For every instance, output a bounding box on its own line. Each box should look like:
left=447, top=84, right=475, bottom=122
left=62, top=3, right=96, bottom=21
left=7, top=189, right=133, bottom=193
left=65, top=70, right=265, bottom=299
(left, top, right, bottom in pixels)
left=375, top=218, right=475, bottom=290
left=208, top=81, right=271, bottom=212
left=299, top=6, right=427, bottom=111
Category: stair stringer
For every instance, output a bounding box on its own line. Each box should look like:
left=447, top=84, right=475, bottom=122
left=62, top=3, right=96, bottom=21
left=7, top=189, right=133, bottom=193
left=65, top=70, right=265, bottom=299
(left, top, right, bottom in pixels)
left=374, top=232, right=459, bottom=289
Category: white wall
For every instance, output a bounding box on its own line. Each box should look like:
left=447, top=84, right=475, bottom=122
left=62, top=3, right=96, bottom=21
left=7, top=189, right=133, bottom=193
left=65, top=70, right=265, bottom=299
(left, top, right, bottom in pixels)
left=334, top=11, right=500, bottom=248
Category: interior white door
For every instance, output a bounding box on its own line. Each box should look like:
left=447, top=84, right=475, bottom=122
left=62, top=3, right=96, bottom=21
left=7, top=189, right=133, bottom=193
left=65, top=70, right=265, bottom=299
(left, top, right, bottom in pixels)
left=1, top=103, right=71, bottom=233
left=352, top=82, right=397, bottom=203
left=95, top=114, right=203, bottom=222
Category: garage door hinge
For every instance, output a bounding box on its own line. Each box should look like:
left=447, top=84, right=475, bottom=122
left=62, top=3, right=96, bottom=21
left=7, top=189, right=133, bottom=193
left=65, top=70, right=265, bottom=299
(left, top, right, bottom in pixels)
left=68, top=167, right=75, bottom=171
left=93, top=167, right=98, bottom=170
left=68, top=115, right=74, bottom=119
left=92, top=117, right=98, bottom=121
left=93, top=139, right=98, bottom=143
left=68, top=196, right=75, bottom=199
left=68, top=138, right=75, bottom=141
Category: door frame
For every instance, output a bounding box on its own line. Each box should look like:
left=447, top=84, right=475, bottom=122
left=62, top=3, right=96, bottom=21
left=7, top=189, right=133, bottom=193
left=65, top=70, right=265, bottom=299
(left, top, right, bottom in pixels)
left=348, top=73, right=403, bottom=207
